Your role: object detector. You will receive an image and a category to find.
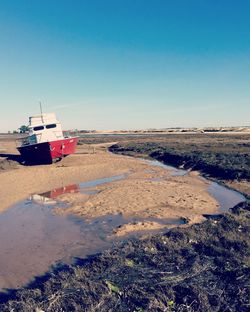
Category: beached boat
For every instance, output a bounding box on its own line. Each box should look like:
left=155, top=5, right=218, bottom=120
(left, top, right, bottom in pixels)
left=17, top=113, right=78, bottom=164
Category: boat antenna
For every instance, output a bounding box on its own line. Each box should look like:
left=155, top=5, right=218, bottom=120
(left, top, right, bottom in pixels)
left=39, top=101, right=44, bottom=123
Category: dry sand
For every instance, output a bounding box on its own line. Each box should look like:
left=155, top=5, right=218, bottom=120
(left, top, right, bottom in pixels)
left=0, top=140, right=219, bottom=234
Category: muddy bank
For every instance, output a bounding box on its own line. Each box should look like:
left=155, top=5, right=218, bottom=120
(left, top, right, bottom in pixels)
left=1, top=201, right=249, bottom=312
left=109, top=133, right=250, bottom=198
left=109, top=142, right=250, bottom=181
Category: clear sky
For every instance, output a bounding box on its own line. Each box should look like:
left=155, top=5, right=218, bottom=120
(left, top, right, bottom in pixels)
left=0, top=0, right=249, bottom=131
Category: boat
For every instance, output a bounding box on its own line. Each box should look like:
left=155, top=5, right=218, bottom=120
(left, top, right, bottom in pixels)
left=17, top=112, right=78, bottom=164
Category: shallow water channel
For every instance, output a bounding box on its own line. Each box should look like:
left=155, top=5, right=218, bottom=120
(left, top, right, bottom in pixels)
left=0, top=159, right=246, bottom=291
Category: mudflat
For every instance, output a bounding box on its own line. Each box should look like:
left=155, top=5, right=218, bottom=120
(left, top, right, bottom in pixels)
left=0, top=133, right=249, bottom=311
left=0, top=139, right=218, bottom=231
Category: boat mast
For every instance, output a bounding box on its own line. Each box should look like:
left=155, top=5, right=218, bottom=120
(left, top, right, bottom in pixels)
left=39, top=101, right=44, bottom=123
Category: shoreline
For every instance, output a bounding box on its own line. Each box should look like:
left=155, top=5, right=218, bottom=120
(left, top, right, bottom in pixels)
left=0, top=134, right=249, bottom=311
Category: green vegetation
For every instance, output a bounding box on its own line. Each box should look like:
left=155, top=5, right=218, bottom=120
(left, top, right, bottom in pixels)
left=19, top=125, right=29, bottom=133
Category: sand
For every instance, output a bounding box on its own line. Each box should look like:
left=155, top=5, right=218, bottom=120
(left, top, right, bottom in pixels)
left=0, top=140, right=220, bottom=236
left=53, top=162, right=218, bottom=234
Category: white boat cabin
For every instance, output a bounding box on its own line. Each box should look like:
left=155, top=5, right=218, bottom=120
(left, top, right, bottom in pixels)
left=28, top=113, right=64, bottom=144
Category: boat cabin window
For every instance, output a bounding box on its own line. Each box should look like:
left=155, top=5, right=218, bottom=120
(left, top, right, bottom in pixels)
left=33, top=126, right=44, bottom=131
left=46, top=124, right=57, bottom=129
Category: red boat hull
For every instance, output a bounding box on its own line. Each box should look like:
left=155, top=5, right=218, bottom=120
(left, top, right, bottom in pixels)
left=17, top=137, right=78, bottom=164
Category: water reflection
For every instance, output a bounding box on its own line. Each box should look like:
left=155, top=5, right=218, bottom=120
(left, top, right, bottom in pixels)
left=30, top=184, right=80, bottom=204
left=0, top=164, right=246, bottom=291
left=0, top=172, right=185, bottom=291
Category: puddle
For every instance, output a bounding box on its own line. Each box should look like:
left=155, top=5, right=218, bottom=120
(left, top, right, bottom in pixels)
left=31, top=184, right=80, bottom=205
left=31, top=175, right=127, bottom=204
left=0, top=160, right=246, bottom=291
left=0, top=200, right=184, bottom=290
left=0, top=200, right=117, bottom=291
left=79, top=174, right=127, bottom=188
left=143, top=159, right=187, bottom=176
left=208, top=182, right=246, bottom=213
left=150, top=177, right=164, bottom=182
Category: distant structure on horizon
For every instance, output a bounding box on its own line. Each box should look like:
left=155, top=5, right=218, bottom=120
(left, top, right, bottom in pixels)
left=75, top=126, right=250, bottom=134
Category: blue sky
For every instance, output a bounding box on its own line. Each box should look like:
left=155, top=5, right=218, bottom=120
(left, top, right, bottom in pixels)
left=0, top=0, right=249, bottom=131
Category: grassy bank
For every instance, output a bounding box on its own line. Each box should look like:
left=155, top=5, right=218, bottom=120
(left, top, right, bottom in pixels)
left=0, top=202, right=249, bottom=312
left=109, top=134, right=250, bottom=181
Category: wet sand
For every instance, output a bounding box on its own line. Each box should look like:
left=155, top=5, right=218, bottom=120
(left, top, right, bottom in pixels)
left=54, top=166, right=218, bottom=230
left=0, top=142, right=140, bottom=211
left=1, top=140, right=219, bottom=228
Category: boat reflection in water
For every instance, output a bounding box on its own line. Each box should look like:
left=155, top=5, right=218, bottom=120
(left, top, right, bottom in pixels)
left=30, top=184, right=80, bottom=205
